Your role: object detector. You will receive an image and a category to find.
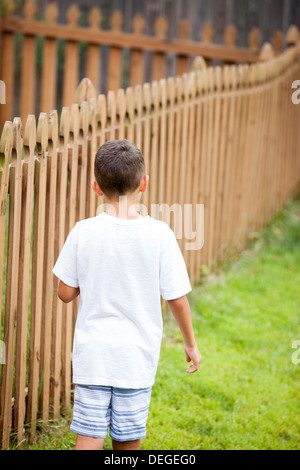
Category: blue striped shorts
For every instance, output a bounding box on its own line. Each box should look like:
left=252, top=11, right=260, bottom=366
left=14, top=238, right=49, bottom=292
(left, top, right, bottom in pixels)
left=70, top=384, right=152, bottom=442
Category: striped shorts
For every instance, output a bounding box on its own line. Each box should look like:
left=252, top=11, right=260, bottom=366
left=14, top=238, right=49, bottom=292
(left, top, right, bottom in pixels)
left=70, top=384, right=152, bottom=442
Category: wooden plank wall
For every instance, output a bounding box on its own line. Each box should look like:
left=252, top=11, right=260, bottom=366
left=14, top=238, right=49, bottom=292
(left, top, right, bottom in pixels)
left=0, top=39, right=300, bottom=448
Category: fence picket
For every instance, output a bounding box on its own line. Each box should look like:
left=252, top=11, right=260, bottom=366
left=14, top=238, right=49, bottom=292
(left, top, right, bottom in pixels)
left=39, top=111, right=58, bottom=421
left=0, top=121, right=13, bottom=450
left=141, top=83, right=151, bottom=212
left=165, top=77, right=176, bottom=210
left=0, top=118, right=23, bottom=449
left=51, top=107, right=69, bottom=419
left=14, top=115, right=36, bottom=443
left=27, top=113, right=48, bottom=442
left=0, top=121, right=12, bottom=329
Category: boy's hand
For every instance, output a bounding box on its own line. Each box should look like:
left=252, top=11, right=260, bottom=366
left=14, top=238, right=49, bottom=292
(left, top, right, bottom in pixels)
left=184, top=344, right=202, bottom=373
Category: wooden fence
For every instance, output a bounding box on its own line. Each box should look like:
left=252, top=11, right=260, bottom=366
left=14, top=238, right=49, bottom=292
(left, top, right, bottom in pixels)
left=0, top=36, right=300, bottom=448
left=1, top=0, right=300, bottom=129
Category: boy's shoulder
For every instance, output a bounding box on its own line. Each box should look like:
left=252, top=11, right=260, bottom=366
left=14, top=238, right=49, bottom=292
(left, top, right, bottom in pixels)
left=74, top=214, right=174, bottom=238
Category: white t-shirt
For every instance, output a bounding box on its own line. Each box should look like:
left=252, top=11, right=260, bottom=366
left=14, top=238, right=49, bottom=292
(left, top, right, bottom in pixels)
left=53, top=212, right=192, bottom=388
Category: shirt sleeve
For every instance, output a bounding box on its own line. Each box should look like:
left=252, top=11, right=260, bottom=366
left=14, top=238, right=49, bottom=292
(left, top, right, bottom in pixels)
left=52, top=223, right=79, bottom=288
left=159, top=225, right=192, bottom=300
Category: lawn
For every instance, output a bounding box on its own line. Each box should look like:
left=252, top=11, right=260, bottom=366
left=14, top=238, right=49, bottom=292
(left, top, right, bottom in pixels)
left=12, top=197, right=300, bottom=450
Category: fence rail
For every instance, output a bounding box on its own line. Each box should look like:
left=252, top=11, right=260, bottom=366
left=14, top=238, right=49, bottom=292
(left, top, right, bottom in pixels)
left=1, top=0, right=300, bottom=129
left=0, top=35, right=300, bottom=448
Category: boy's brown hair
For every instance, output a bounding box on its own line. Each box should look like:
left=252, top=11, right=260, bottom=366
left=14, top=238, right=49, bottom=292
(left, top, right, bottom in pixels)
left=94, top=140, right=146, bottom=200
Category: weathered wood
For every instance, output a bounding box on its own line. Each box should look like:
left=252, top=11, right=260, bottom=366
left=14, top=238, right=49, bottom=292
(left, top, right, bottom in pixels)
left=39, top=110, right=58, bottom=420
left=0, top=118, right=23, bottom=449
left=27, top=113, right=48, bottom=442
left=51, top=107, right=69, bottom=419
left=0, top=121, right=13, bottom=450
left=14, top=114, right=36, bottom=443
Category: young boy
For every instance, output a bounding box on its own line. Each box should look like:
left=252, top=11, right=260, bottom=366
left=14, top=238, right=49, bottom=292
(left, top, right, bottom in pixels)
left=53, top=140, right=201, bottom=450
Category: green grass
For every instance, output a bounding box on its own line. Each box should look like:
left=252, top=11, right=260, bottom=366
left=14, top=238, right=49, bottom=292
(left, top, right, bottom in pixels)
left=10, top=197, right=300, bottom=450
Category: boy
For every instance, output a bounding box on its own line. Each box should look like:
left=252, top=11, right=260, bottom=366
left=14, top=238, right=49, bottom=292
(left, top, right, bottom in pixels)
left=53, top=140, right=201, bottom=450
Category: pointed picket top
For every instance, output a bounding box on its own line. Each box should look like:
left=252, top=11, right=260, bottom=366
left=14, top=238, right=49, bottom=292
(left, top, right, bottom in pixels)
left=159, top=79, right=167, bottom=109
left=223, top=65, right=231, bottom=91
left=96, top=94, right=107, bottom=135
left=206, top=67, right=214, bottom=93
left=0, top=121, right=13, bottom=172
left=154, top=15, right=168, bottom=40
left=259, top=42, right=275, bottom=62
left=178, top=19, right=191, bottom=41
left=107, top=90, right=116, bottom=132
left=110, top=10, right=123, bottom=32
left=74, top=78, right=97, bottom=106
left=36, top=113, right=48, bottom=158
left=151, top=80, right=159, bottom=110
left=132, top=13, right=145, bottom=35
left=167, top=76, right=176, bottom=105
left=255, top=61, right=264, bottom=84
left=248, top=63, right=257, bottom=87
left=248, top=27, right=262, bottom=50
left=69, top=104, right=80, bottom=142
left=125, top=87, right=134, bottom=141
left=224, top=24, right=238, bottom=47
left=88, top=97, right=97, bottom=129
left=237, top=64, right=249, bottom=90
left=271, top=30, right=284, bottom=55
left=59, top=107, right=70, bottom=142
left=134, top=85, right=142, bottom=117
left=230, top=64, right=238, bottom=90
left=188, top=71, right=197, bottom=99
left=213, top=66, right=222, bottom=92
left=116, top=88, right=126, bottom=137
left=45, top=2, right=59, bottom=24
left=222, top=65, right=239, bottom=91
left=125, top=86, right=134, bottom=122
left=285, top=25, right=299, bottom=46
left=88, top=7, right=102, bottom=29
left=191, top=56, right=207, bottom=72
left=48, top=109, right=58, bottom=147
left=142, top=82, right=151, bottom=112
left=174, top=75, right=183, bottom=103
left=23, top=0, right=37, bottom=20
left=201, top=22, right=214, bottom=43
left=12, top=117, right=23, bottom=160
left=181, top=73, right=189, bottom=101
left=79, top=101, right=89, bottom=136
left=24, top=114, right=36, bottom=159
left=258, top=61, right=267, bottom=84
left=66, top=4, right=80, bottom=27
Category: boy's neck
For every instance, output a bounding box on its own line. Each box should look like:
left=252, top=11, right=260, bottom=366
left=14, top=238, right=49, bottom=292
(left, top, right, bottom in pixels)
left=104, top=195, right=143, bottom=220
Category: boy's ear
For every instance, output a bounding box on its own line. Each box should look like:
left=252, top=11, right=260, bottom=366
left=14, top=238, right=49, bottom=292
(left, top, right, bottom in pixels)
left=139, top=175, right=148, bottom=193
left=91, top=180, right=104, bottom=197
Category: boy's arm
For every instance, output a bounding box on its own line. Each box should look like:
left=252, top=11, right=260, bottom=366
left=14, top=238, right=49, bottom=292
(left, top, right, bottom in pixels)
left=58, top=280, right=80, bottom=303
left=167, top=295, right=201, bottom=373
